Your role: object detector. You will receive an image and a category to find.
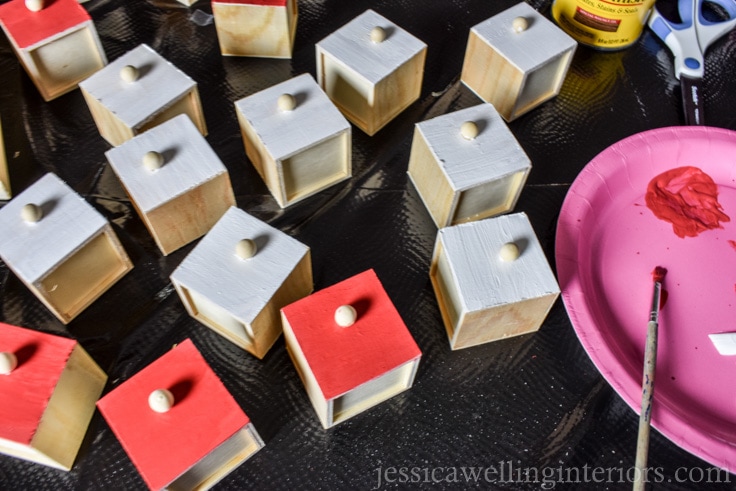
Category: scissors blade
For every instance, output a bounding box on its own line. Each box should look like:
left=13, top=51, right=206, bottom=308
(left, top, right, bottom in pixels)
left=680, top=75, right=705, bottom=125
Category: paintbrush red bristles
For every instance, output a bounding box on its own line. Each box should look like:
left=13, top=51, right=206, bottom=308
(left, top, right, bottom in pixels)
left=633, top=266, right=667, bottom=490
left=652, top=266, right=667, bottom=284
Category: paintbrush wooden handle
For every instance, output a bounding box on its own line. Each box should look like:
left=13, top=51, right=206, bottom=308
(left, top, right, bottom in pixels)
left=633, top=320, right=658, bottom=490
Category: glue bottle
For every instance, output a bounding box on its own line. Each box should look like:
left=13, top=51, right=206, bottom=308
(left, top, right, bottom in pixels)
left=551, top=0, right=656, bottom=50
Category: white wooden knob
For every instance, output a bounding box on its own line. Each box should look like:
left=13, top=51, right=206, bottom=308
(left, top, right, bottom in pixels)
left=0, top=352, right=17, bottom=375
left=277, top=93, right=297, bottom=112
left=236, top=238, right=257, bottom=259
left=370, top=26, right=386, bottom=43
left=460, top=121, right=479, bottom=140
left=25, top=0, right=43, bottom=12
left=143, top=151, right=164, bottom=171
left=499, top=242, right=520, bottom=262
left=148, top=389, right=174, bottom=413
left=21, top=203, right=43, bottom=223
left=335, top=305, right=357, bottom=327
left=120, top=65, right=139, bottom=83
left=512, top=16, right=528, bottom=33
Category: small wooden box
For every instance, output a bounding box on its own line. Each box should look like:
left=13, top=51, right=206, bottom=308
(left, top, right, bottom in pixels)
left=0, top=173, right=133, bottom=324
left=0, top=0, right=107, bottom=101
left=212, top=0, right=297, bottom=58
left=79, top=43, right=207, bottom=147
left=0, top=322, right=107, bottom=470
left=430, top=212, right=560, bottom=350
left=281, top=269, right=421, bottom=429
left=235, top=73, right=351, bottom=208
left=171, top=206, right=313, bottom=359
left=97, top=339, right=264, bottom=491
left=0, top=115, right=9, bottom=199
left=105, top=114, right=235, bottom=256
left=407, top=103, right=531, bottom=228
left=316, top=9, right=427, bottom=136
left=461, top=2, right=576, bottom=122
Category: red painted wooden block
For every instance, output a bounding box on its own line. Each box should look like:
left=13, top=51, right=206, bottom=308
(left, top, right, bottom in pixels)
left=0, top=0, right=107, bottom=101
left=97, top=339, right=264, bottom=491
left=0, top=321, right=107, bottom=470
left=281, top=269, right=422, bottom=428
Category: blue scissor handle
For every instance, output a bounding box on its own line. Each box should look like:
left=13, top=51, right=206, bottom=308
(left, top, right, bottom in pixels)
left=696, top=0, right=736, bottom=48
left=648, top=0, right=736, bottom=79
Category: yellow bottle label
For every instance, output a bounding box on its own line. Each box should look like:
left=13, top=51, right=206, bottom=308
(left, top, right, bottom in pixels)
left=552, top=0, right=655, bottom=49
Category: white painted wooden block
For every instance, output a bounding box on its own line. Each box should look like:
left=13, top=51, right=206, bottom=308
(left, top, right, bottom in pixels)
left=461, top=2, right=576, bottom=122
left=235, top=73, right=351, bottom=208
left=0, top=173, right=133, bottom=324
left=430, top=212, right=560, bottom=350
left=281, top=269, right=421, bottom=429
left=0, top=0, right=107, bottom=101
left=0, top=322, right=107, bottom=471
left=0, top=115, right=9, bottom=200
left=97, top=339, right=264, bottom=491
left=105, top=114, right=235, bottom=256
left=316, top=9, right=427, bottom=136
left=212, top=0, right=297, bottom=58
left=407, top=103, right=531, bottom=228
left=79, top=43, right=207, bottom=146
left=171, top=207, right=313, bottom=359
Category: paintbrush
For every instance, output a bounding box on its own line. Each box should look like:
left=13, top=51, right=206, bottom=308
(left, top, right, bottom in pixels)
left=633, top=266, right=667, bottom=491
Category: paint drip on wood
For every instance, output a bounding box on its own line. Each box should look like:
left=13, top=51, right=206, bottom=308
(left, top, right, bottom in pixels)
left=645, top=166, right=730, bottom=238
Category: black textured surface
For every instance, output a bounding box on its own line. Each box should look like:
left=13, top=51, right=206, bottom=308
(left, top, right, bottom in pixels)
left=1, top=0, right=735, bottom=489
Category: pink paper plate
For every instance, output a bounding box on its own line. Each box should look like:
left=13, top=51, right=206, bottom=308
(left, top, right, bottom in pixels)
left=556, top=126, right=736, bottom=472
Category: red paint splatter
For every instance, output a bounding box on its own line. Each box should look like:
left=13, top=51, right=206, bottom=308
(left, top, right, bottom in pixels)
left=645, top=166, right=730, bottom=238
left=728, top=240, right=736, bottom=252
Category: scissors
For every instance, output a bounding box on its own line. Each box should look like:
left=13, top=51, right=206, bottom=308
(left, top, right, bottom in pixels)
left=648, top=0, right=736, bottom=125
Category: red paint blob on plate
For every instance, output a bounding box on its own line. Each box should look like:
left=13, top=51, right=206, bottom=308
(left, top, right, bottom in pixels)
left=645, top=166, right=730, bottom=238
left=728, top=240, right=736, bottom=251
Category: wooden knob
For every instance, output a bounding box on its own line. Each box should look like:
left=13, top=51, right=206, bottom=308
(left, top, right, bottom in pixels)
left=236, top=239, right=257, bottom=259
left=335, top=305, right=357, bottom=327
left=499, top=242, right=520, bottom=262
left=21, top=203, right=43, bottom=223
left=142, top=151, right=164, bottom=171
left=120, top=65, right=139, bottom=83
left=25, top=0, right=43, bottom=12
left=148, top=389, right=174, bottom=413
left=370, top=26, right=386, bottom=43
left=512, top=16, right=528, bottom=33
left=277, top=93, right=297, bottom=112
left=460, top=121, right=479, bottom=140
left=0, top=352, right=17, bottom=375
